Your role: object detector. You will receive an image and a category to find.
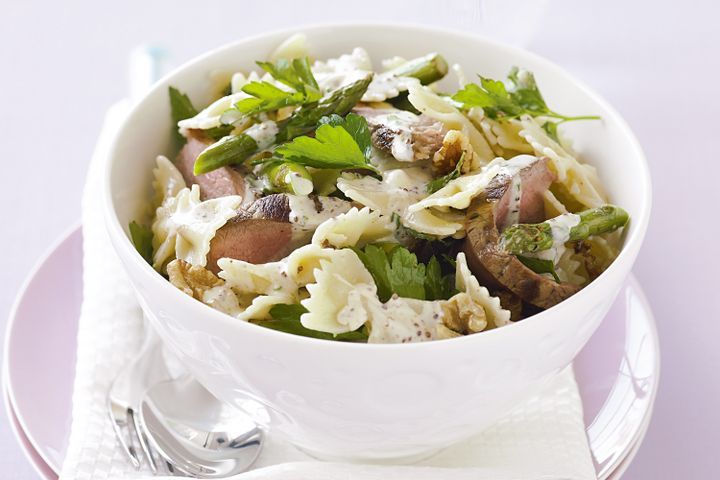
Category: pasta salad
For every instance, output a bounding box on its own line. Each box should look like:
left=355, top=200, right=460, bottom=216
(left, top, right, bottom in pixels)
left=129, top=34, right=629, bottom=344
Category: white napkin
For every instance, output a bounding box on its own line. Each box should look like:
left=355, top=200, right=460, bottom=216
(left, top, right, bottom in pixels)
left=60, top=103, right=597, bottom=480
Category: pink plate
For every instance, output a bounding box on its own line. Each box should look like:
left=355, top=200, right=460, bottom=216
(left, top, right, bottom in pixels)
left=3, top=389, right=57, bottom=480
left=3, top=226, right=81, bottom=480
left=2, top=226, right=659, bottom=479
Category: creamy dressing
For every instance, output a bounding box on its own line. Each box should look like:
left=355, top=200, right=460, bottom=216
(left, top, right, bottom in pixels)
left=244, top=120, right=278, bottom=150
left=311, top=47, right=419, bottom=102
left=381, top=167, right=432, bottom=215
left=367, top=296, right=444, bottom=343
left=312, top=48, right=373, bottom=93
left=337, top=167, right=431, bottom=219
left=532, top=213, right=581, bottom=265
left=363, top=73, right=420, bottom=103
left=286, top=195, right=352, bottom=230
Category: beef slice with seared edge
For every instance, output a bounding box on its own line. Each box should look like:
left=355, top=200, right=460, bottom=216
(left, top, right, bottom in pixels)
left=462, top=157, right=581, bottom=309
left=206, top=194, right=295, bottom=274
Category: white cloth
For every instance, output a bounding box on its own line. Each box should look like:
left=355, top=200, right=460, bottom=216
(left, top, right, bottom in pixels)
left=60, top=103, right=597, bottom=480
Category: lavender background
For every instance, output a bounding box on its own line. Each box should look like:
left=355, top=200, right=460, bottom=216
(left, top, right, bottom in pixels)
left=1, top=0, right=718, bottom=477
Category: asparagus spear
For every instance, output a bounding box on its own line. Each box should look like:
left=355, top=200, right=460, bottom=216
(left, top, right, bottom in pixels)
left=194, top=74, right=373, bottom=175
left=275, top=74, right=373, bottom=142
left=389, top=53, right=449, bottom=85
left=500, top=205, right=629, bottom=255
left=263, top=161, right=314, bottom=195
left=193, top=134, right=259, bottom=175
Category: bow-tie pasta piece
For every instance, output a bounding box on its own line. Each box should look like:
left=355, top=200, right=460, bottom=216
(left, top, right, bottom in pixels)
left=312, top=207, right=394, bottom=249
left=518, top=115, right=606, bottom=209
left=218, top=258, right=299, bottom=321
left=453, top=252, right=511, bottom=329
left=153, top=155, right=187, bottom=207
left=300, top=249, right=377, bottom=334
left=152, top=184, right=241, bottom=271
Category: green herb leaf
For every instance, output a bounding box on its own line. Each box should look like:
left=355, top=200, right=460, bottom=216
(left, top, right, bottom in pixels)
left=169, top=86, right=236, bottom=142
left=423, top=256, right=457, bottom=301
left=352, top=244, right=394, bottom=301
left=256, top=304, right=368, bottom=342
left=235, top=82, right=309, bottom=116
left=388, top=247, right=427, bottom=300
left=451, top=67, right=600, bottom=124
left=318, top=113, right=372, bottom=159
left=452, top=78, right=522, bottom=119
left=506, top=66, right=549, bottom=114
left=168, top=87, right=199, bottom=143
left=276, top=74, right=373, bottom=143
left=276, top=115, right=377, bottom=171
left=257, top=57, right=320, bottom=96
left=129, top=221, right=153, bottom=264
left=516, top=255, right=561, bottom=282
left=427, top=152, right=466, bottom=193
left=353, top=244, right=456, bottom=302
left=228, top=57, right=322, bottom=118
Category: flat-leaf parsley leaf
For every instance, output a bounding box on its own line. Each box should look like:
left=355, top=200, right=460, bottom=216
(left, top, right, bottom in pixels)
left=234, top=57, right=321, bottom=117
left=352, top=244, right=457, bottom=302
left=452, top=67, right=600, bottom=124
left=276, top=113, right=377, bottom=171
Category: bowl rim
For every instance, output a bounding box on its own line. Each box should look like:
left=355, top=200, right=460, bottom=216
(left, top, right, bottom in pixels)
left=103, top=21, right=652, bottom=352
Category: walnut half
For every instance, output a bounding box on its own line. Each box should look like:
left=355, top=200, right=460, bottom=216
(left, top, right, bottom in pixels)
left=432, top=130, right=479, bottom=175
left=440, top=292, right=488, bottom=335
left=167, top=259, right=242, bottom=317
left=167, top=259, right=223, bottom=300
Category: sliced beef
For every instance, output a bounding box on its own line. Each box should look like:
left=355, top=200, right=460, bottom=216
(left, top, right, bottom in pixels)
left=462, top=157, right=580, bottom=309
left=206, top=194, right=354, bottom=274
left=353, top=106, right=445, bottom=162
left=175, top=134, right=247, bottom=201
left=206, top=195, right=294, bottom=274
left=488, top=157, right=556, bottom=230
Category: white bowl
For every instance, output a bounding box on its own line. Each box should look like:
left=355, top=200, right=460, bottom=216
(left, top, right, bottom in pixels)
left=104, top=23, right=651, bottom=461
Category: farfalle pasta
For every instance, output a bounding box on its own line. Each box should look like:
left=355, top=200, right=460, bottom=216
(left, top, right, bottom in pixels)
left=130, top=36, right=630, bottom=343
left=454, top=253, right=511, bottom=329
left=217, top=258, right=297, bottom=320
left=518, top=115, right=606, bottom=209
left=152, top=184, right=241, bottom=271
left=311, top=207, right=394, bottom=249
left=300, top=248, right=377, bottom=334
left=152, top=155, right=187, bottom=206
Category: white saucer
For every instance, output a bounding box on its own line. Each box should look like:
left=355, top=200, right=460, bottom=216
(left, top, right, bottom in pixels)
left=2, top=226, right=659, bottom=479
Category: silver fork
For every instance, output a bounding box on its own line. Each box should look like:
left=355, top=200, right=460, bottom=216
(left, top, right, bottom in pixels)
left=107, top=327, right=174, bottom=474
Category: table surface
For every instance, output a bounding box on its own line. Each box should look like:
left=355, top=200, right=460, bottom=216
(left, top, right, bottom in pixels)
left=1, top=0, right=717, bottom=478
